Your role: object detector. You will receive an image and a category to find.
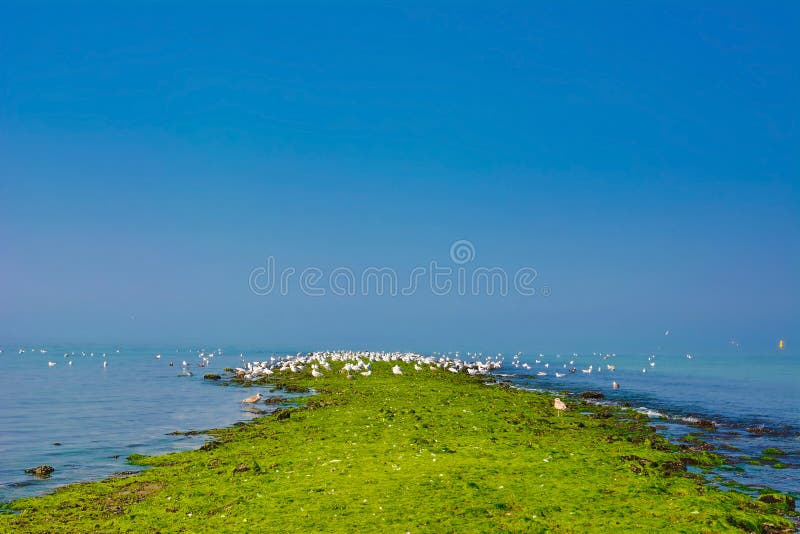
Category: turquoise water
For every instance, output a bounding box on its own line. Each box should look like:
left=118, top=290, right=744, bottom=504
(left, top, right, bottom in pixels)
left=1, top=346, right=797, bottom=505
left=0, top=346, right=287, bottom=502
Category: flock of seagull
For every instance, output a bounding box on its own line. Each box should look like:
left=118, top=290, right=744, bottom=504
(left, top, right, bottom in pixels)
left=232, top=350, right=503, bottom=383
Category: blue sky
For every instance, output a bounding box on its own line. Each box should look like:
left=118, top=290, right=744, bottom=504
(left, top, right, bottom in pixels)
left=1, top=2, right=797, bottom=355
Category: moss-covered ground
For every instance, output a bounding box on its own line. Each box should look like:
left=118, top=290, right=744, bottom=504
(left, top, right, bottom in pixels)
left=1, top=362, right=795, bottom=533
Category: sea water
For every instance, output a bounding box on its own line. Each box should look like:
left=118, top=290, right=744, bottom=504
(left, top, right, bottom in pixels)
left=0, top=345, right=286, bottom=502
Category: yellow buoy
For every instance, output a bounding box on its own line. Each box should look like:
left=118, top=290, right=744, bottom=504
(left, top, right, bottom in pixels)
left=778, top=339, right=784, bottom=350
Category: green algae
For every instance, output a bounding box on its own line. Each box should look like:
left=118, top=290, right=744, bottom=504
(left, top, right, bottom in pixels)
left=0, top=362, right=795, bottom=533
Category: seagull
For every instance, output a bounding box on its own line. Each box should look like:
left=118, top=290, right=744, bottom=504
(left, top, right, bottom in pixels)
left=241, top=393, right=263, bottom=404
left=612, top=381, right=619, bottom=389
left=553, top=398, right=567, bottom=417
left=48, top=361, right=57, bottom=367
left=103, top=361, right=108, bottom=367
left=392, top=365, right=403, bottom=375
left=311, top=368, right=323, bottom=378
left=555, top=372, right=565, bottom=378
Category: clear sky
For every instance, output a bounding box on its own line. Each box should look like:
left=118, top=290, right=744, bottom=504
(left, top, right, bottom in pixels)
left=1, top=2, right=797, bottom=355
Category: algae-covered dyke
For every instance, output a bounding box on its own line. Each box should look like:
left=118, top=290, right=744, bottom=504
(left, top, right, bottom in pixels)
left=1, top=361, right=795, bottom=533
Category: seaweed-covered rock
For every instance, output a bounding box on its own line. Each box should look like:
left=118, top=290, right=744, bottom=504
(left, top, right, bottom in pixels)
left=25, top=465, right=54, bottom=478
left=579, top=391, right=604, bottom=400
left=660, top=460, right=686, bottom=476
left=687, top=418, right=716, bottom=430
left=203, top=374, right=221, bottom=380
left=762, top=523, right=794, bottom=534
left=758, top=494, right=795, bottom=512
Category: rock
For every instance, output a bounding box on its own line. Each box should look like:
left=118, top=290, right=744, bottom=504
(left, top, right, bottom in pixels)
left=52, top=442, right=61, bottom=446
left=200, top=440, right=222, bottom=451
left=660, top=460, right=686, bottom=476
left=688, top=418, right=715, bottom=430
left=746, top=425, right=774, bottom=435
left=579, top=391, right=604, bottom=400
left=233, top=464, right=250, bottom=473
left=25, top=465, right=55, bottom=478
left=262, top=397, right=284, bottom=405
left=758, top=494, right=795, bottom=512
left=276, top=410, right=291, bottom=421
left=203, top=374, right=221, bottom=380
left=763, top=523, right=795, bottom=534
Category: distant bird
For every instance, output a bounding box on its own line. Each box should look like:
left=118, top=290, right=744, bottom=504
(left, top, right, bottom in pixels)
left=537, top=371, right=547, bottom=376
left=664, top=330, right=670, bottom=336
left=553, top=398, right=567, bottom=416
left=241, top=393, right=263, bottom=404
left=47, top=361, right=57, bottom=367
left=311, top=368, right=323, bottom=378
left=686, top=353, right=693, bottom=359
left=392, top=365, right=403, bottom=375
left=555, top=372, right=565, bottom=378
left=360, top=370, right=372, bottom=377
left=414, top=364, right=423, bottom=371
left=68, top=361, right=73, bottom=366
left=103, top=361, right=108, bottom=367
left=155, top=354, right=161, bottom=359
left=779, top=339, right=785, bottom=351
left=612, top=381, right=619, bottom=389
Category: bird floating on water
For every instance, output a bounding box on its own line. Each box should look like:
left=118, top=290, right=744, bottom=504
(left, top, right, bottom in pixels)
left=778, top=339, right=785, bottom=351
left=48, top=361, right=56, bottom=367
left=612, top=381, right=619, bottom=389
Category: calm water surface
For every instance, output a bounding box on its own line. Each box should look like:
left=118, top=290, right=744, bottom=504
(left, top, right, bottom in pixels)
left=0, top=345, right=288, bottom=502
